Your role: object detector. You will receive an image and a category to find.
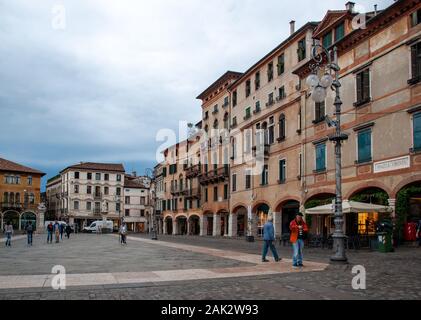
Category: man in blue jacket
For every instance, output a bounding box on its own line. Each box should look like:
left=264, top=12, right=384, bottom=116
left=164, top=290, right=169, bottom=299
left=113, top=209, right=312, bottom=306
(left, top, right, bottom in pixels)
left=262, top=216, right=280, bottom=262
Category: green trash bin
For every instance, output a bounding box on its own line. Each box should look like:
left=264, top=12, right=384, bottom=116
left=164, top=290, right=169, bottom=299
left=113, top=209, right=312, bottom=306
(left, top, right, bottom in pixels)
left=377, top=232, right=393, bottom=253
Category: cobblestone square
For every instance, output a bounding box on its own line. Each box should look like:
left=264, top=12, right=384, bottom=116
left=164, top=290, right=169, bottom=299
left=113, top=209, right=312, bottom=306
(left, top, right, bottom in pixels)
left=0, top=234, right=420, bottom=300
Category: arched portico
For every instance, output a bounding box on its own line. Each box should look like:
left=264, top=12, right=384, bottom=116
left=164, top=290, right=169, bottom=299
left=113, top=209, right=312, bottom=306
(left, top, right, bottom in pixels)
left=188, top=215, right=200, bottom=235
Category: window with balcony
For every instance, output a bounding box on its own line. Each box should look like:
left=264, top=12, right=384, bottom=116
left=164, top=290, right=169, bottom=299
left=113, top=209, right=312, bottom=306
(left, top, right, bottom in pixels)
left=277, top=53, right=285, bottom=75
left=246, top=79, right=251, bottom=97
left=254, top=101, right=261, bottom=114
left=233, top=90, right=237, bottom=107
left=409, top=42, right=421, bottom=85
left=277, top=86, right=286, bottom=101
left=297, top=38, right=306, bottom=61
left=315, top=143, right=326, bottom=172
left=231, top=116, right=237, bottom=128
left=278, top=114, right=286, bottom=141
left=268, top=117, right=275, bottom=145
left=266, top=93, right=274, bottom=107
left=354, top=69, right=371, bottom=107
left=267, top=62, right=274, bottom=82
left=357, top=128, right=372, bottom=163
left=244, top=107, right=251, bottom=120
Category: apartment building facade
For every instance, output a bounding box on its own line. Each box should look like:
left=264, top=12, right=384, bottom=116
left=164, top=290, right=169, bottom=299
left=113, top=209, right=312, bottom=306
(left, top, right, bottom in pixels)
left=51, top=162, right=125, bottom=231
left=45, top=174, right=61, bottom=221
left=0, top=157, right=45, bottom=231
left=123, top=174, right=153, bottom=233
left=157, top=0, right=421, bottom=240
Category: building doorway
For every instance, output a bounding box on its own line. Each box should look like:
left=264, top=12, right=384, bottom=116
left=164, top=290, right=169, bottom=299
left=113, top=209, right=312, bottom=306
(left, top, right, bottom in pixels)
left=3, top=211, right=20, bottom=230
left=189, top=216, right=200, bottom=235
left=20, top=212, right=37, bottom=231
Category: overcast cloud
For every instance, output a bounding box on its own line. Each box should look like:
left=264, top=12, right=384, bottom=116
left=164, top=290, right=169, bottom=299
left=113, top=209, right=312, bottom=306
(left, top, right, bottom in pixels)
left=0, top=0, right=392, bottom=188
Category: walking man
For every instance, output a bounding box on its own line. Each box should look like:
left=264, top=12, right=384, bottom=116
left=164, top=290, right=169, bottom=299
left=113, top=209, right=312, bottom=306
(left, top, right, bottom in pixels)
left=65, top=224, right=72, bottom=239
left=25, top=221, right=34, bottom=246
left=59, top=223, right=64, bottom=240
left=47, top=222, right=53, bottom=244
left=120, top=222, right=127, bottom=245
left=4, top=221, right=13, bottom=247
left=262, top=215, right=280, bottom=262
left=290, top=212, right=309, bottom=268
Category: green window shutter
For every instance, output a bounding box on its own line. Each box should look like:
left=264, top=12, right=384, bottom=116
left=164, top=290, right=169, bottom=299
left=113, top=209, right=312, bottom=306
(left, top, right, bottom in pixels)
left=322, top=31, right=332, bottom=48
left=362, top=69, right=370, bottom=101
left=414, top=113, right=421, bottom=151
left=356, top=72, right=363, bottom=103
left=316, top=144, right=326, bottom=171
left=358, top=129, right=372, bottom=162
left=335, top=23, right=345, bottom=41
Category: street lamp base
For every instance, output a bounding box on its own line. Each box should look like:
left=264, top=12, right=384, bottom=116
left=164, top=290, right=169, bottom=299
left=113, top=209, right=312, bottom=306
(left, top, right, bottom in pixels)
left=151, top=231, right=158, bottom=241
left=330, top=256, right=348, bottom=263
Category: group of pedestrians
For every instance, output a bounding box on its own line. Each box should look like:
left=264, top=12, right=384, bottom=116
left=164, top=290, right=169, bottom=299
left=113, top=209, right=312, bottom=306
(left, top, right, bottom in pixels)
left=261, top=212, right=309, bottom=268
left=3, top=220, right=73, bottom=247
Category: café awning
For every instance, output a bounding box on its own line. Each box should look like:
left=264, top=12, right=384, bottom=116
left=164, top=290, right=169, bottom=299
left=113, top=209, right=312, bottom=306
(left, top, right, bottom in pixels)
left=305, top=200, right=393, bottom=215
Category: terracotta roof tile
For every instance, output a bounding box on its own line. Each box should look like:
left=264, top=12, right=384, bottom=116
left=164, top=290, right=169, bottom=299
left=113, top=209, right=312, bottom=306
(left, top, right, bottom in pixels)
left=61, top=162, right=125, bottom=173
left=0, top=158, right=45, bottom=175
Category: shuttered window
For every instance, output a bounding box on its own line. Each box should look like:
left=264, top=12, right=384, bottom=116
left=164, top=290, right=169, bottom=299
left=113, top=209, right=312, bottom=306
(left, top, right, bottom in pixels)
left=357, top=129, right=372, bottom=163
left=413, top=113, right=421, bottom=151
left=355, top=69, right=370, bottom=106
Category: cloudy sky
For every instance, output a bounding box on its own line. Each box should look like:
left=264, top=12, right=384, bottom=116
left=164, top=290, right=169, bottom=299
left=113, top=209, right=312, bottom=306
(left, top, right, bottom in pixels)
left=0, top=0, right=392, bottom=189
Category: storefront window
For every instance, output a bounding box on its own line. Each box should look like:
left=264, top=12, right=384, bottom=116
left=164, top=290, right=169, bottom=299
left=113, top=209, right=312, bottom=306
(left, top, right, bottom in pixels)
left=358, top=212, right=379, bottom=235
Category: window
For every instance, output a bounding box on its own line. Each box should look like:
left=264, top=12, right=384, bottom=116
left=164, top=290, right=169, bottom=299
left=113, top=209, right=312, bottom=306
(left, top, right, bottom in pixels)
left=213, top=186, right=218, bottom=201
left=224, top=184, right=228, bottom=200
left=255, top=72, right=260, bottom=90
left=255, top=101, right=261, bottom=113
left=413, top=113, right=421, bottom=152
left=116, top=203, right=121, bottom=212
left=267, top=93, right=274, bottom=107
left=74, top=172, right=80, bottom=179
left=409, top=42, right=421, bottom=85
left=277, top=53, right=285, bottom=75
left=357, top=129, right=372, bottom=163
left=245, top=130, right=252, bottom=154
left=104, top=174, right=109, bottom=181
left=117, top=174, right=122, bottom=182
left=233, top=90, right=237, bottom=107
left=87, top=185, right=92, bottom=194
left=232, top=116, right=237, bottom=128
left=411, top=9, right=421, bottom=27
left=298, top=153, right=302, bottom=178
left=213, top=119, right=218, bottom=129
left=116, top=187, right=121, bottom=196
left=205, top=188, right=208, bottom=202
left=267, top=62, right=274, bottom=82
left=261, top=165, right=269, bottom=186
left=232, top=174, right=237, bottom=192
left=87, top=172, right=92, bottom=180
left=104, top=187, right=109, bottom=195
left=27, top=176, right=32, bottom=185
left=355, top=69, right=371, bottom=106
left=279, top=159, right=286, bottom=183
left=314, top=101, right=326, bottom=123
left=95, top=173, right=101, bottom=181
left=244, top=107, right=251, bottom=120
left=204, top=111, right=209, bottom=120
left=87, top=202, right=92, bottom=211
left=277, top=86, right=286, bottom=101
left=125, top=196, right=130, bottom=205
left=141, top=210, right=145, bottom=217
left=224, top=113, right=229, bottom=129
left=231, top=138, right=237, bottom=160
left=297, top=38, right=306, bottom=61
left=125, top=209, right=130, bottom=217
left=246, top=79, right=251, bottom=97
left=335, top=23, right=345, bottom=41
left=245, top=169, right=251, bottom=189
left=268, top=117, right=275, bottom=144
left=74, top=201, right=79, bottom=211
left=322, top=31, right=332, bottom=48
left=74, top=185, right=79, bottom=194
left=278, top=114, right=286, bottom=141
left=315, top=144, right=326, bottom=172
left=223, top=96, right=229, bottom=108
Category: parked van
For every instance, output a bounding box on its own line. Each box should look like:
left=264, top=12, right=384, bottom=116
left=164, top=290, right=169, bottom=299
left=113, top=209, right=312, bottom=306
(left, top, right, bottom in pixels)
left=83, top=220, right=113, bottom=233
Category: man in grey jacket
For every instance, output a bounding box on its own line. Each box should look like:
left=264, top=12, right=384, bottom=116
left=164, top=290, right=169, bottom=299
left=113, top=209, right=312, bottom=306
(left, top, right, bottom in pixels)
left=261, top=216, right=280, bottom=262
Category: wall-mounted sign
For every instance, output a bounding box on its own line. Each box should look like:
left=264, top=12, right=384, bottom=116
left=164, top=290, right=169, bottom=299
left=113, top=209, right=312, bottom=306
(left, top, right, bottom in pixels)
left=373, top=156, right=410, bottom=173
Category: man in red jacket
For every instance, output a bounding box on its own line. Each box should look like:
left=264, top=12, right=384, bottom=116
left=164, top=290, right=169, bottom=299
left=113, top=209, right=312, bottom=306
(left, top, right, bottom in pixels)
left=289, top=212, right=309, bottom=268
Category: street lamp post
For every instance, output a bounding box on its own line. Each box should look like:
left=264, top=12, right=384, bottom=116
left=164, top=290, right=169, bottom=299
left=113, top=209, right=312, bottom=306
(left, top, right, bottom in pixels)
left=145, top=168, right=158, bottom=240
left=307, top=41, right=348, bottom=263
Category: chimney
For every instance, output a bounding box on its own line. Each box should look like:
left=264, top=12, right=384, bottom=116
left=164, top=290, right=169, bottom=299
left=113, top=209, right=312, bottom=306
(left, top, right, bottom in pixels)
left=290, top=20, right=296, bottom=35
left=374, top=4, right=378, bottom=15
left=132, top=171, right=137, bottom=177
left=345, top=1, right=355, bottom=13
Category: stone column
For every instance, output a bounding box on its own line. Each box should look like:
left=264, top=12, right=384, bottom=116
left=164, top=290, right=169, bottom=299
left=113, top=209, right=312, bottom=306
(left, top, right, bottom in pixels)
left=213, top=213, right=221, bottom=237
left=172, top=219, right=177, bottom=235
left=163, top=219, right=167, bottom=235
left=187, top=218, right=191, bottom=235
left=200, top=215, right=207, bottom=236
left=273, top=211, right=282, bottom=238
left=388, top=199, right=396, bottom=219
left=228, top=213, right=237, bottom=237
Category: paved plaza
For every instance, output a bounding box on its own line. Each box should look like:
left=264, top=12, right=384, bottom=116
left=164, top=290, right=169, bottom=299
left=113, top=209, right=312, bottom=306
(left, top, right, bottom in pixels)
left=0, top=233, right=420, bottom=300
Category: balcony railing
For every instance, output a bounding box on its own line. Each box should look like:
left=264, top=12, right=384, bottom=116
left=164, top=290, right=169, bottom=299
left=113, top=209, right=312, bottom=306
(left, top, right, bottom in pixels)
left=1, top=202, right=23, bottom=209
left=94, top=192, right=102, bottom=200
left=199, top=166, right=229, bottom=185
left=186, top=164, right=201, bottom=178
left=185, top=188, right=201, bottom=199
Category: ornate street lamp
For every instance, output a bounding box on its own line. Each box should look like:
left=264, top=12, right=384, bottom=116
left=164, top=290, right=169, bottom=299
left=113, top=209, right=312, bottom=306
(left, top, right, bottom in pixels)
left=145, top=168, right=158, bottom=240
left=307, top=40, right=348, bottom=263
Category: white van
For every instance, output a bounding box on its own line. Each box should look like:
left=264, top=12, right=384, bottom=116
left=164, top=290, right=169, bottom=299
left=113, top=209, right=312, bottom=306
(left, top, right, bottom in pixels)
left=83, top=220, right=113, bottom=233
